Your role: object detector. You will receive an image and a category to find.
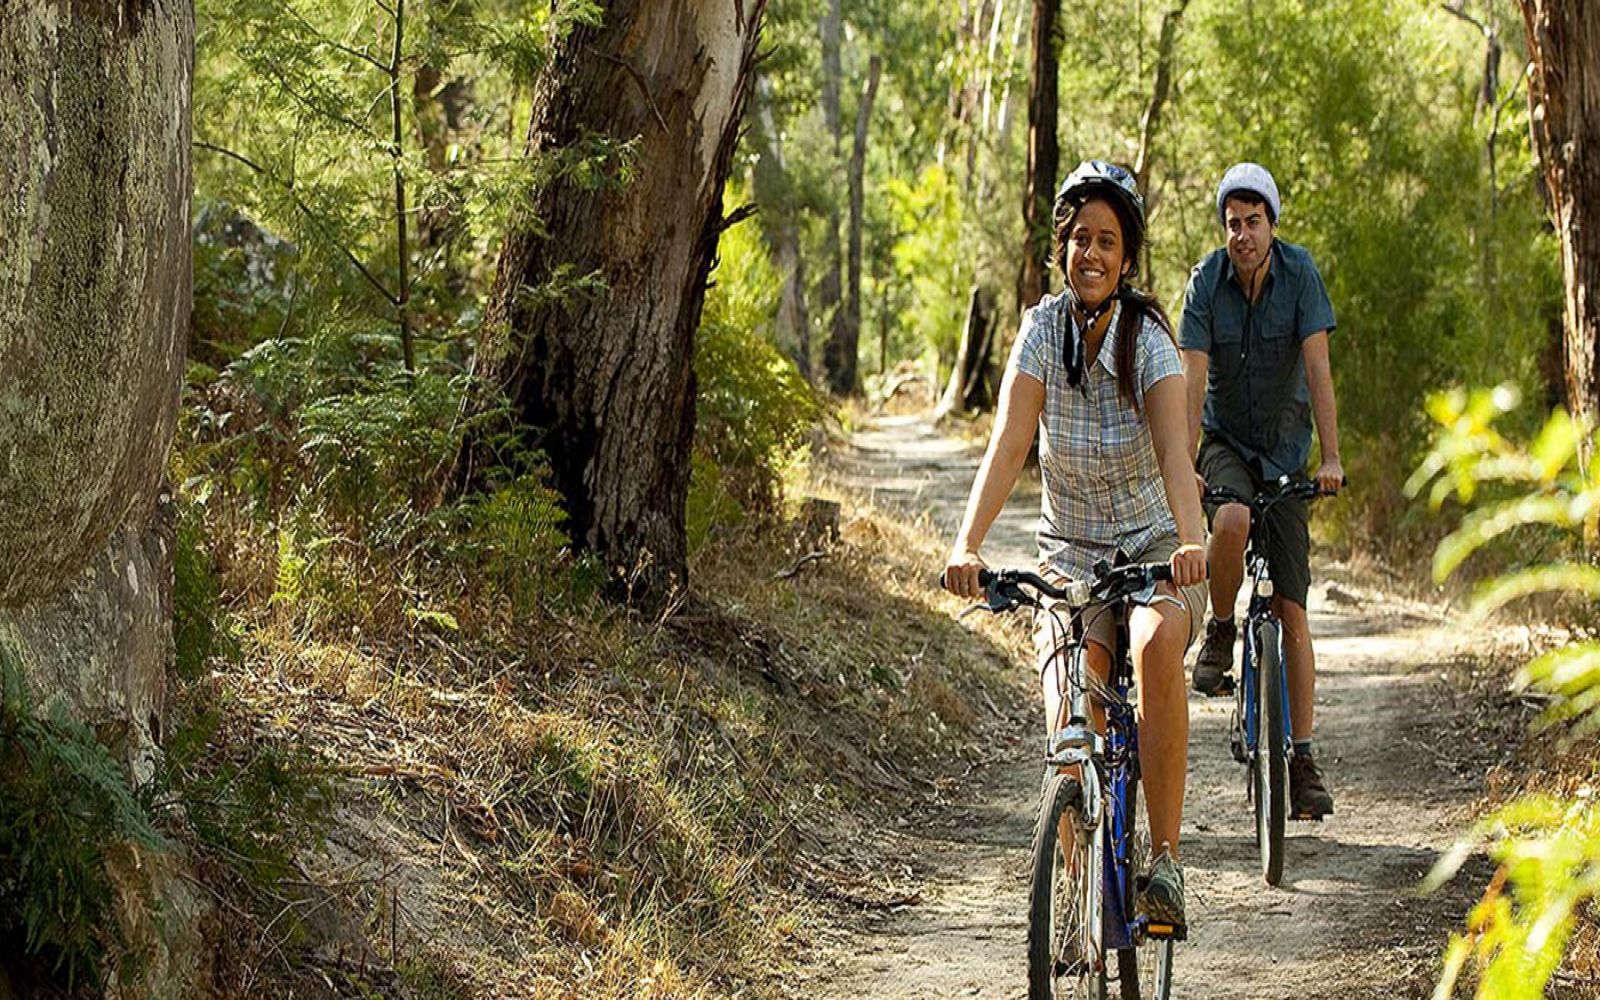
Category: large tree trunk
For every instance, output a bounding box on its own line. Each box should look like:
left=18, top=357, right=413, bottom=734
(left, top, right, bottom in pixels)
left=1520, top=0, right=1600, bottom=434
left=0, top=1, right=205, bottom=992
left=458, top=0, right=767, bottom=604
left=838, top=55, right=882, bottom=390
left=1017, top=0, right=1060, bottom=314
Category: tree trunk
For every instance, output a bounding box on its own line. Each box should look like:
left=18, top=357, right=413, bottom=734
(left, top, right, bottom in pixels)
left=819, top=0, right=849, bottom=394
left=0, top=1, right=206, bottom=991
left=1132, top=0, right=1189, bottom=291
left=936, top=285, right=997, bottom=418
left=1520, top=0, right=1600, bottom=436
left=457, top=0, right=767, bottom=605
left=1017, top=0, right=1060, bottom=314
left=836, top=55, right=882, bottom=396
left=752, top=77, right=812, bottom=380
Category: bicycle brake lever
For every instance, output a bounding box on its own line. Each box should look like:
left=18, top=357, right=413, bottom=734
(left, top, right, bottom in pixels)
left=958, top=602, right=989, bottom=621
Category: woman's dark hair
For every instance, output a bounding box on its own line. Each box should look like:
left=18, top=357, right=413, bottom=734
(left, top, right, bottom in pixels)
left=1051, top=193, right=1175, bottom=413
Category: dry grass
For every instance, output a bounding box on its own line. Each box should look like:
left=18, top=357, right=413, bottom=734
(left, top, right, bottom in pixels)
left=180, top=482, right=1035, bottom=999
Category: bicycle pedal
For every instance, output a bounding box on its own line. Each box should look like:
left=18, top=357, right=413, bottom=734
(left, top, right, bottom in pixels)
left=1140, top=920, right=1187, bottom=943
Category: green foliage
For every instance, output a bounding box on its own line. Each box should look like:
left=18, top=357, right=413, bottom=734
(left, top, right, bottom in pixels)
left=0, top=643, right=165, bottom=990
left=693, top=204, right=821, bottom=543
left=157, top=705, right=334, bottom=900
left=1410, top=395, right=1600, bottom=996
left=455, top=463, right=575, bottom=612
left=173, top=493, right=241, bottom=680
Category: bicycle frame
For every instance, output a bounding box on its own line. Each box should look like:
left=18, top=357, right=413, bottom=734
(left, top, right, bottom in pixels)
left=1041, top=589, right=1157, bottom=964
left=1236, top=543, right=1291, bottom=770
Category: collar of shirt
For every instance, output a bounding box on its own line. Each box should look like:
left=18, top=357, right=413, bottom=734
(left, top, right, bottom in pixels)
left=1078, top=300, right=1125, bottom=379
left=1220, top=239, right=1282, bottom=302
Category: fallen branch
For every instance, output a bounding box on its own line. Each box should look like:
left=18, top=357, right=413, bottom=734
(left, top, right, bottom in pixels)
left=776, top=550, right=828, bottom=580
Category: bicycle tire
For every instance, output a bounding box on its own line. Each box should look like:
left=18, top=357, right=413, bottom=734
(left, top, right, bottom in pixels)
left=1120, top=779, right=1175, bottom=1000
left=1252, top=620, right=1288, bottom=886
left=1028, top=773, right=1106, bottom=1000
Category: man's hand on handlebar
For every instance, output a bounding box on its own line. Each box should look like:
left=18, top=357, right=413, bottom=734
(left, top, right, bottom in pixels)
left=943, top=548, right=988, bottom=600
left=1313, top=459, right=1345, bottom=496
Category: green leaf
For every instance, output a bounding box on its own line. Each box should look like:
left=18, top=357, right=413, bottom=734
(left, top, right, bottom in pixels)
left=1465, top=565, right=1600, bottom=625
left=1432, top=494, right=1576, bottom=582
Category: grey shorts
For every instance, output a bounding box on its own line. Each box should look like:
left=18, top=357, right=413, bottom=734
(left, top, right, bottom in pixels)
left=1198, top=435, right=1311, bottom=607
left=1031, top=534, right=1208, bottom=674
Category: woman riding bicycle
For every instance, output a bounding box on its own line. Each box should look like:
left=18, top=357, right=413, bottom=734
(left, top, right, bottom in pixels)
left=942, top=160, right=1208, bottom=931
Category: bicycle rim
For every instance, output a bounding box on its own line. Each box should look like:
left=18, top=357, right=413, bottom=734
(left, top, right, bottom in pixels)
left=1253, top=621, right=1288, bottom=886
left=1027, top=774, right=1106, bottom=1000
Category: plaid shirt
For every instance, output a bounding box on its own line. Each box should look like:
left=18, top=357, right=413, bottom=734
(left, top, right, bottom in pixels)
left=1010, top=292, right=1184, bottom=581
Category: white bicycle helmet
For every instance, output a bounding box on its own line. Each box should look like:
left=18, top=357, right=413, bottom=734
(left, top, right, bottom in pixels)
left=1215, top=162, right=1281, bottom=226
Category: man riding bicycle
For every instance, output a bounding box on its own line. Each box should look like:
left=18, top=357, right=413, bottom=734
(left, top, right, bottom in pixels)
left=1178, top=162, right=1341, bottom=819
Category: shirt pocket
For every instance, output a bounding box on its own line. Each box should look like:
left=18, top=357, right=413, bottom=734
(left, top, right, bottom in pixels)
left=1210, top=311, right=1245, bottom=384
left=1254, top=296, right=1300, bottom=371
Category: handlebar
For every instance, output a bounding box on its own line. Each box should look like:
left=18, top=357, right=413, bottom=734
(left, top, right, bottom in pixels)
left=1203, top=476, right=1344, bottom=511
left=940, top=561, right=1174, bottom=617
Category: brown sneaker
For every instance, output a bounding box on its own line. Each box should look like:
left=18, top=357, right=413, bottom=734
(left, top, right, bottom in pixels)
left=1290, top=753, right=1335, bottom=818
left=1193, top=617, right=1236, bottom=696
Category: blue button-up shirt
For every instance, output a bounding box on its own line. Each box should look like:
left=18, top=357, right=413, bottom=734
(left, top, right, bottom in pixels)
left=1177, top=240, right=1336, bottom=480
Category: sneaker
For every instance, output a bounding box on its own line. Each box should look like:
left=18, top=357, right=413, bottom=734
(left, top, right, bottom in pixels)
left=1290, top=753, right=1335, bottom=818
left=1136, top=849, right=1187, bottom=936
left=1193, top=617, right=1237, bottom=696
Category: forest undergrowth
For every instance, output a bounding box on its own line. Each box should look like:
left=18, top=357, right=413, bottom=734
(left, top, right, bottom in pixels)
left=173, top=473, right=1034, bottom=999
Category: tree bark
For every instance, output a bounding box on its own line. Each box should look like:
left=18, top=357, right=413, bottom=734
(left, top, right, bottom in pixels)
left=751, top=77, right=812, bottom=379
left=457, top=0, right=768, bottom=605
left=0, top=1, right=206, bottom=991
left=836, top=55, right=882, bottom=396
left=936, top=285, right=998, bottom=418
left=1519, top=0, right=1600, bottom=436
left=819, top=0, right=848, bottom=394
left=1017, top=0, right=1060, bottom=314
left=1132, top=0, right=1189, bottom=290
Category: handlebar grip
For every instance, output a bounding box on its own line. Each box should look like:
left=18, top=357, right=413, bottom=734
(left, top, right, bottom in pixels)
left=938, top=568, right=998, bottom=589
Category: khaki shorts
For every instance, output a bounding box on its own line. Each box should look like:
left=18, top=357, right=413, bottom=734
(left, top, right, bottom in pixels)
left=1031, top=534, right=1209, bottom=675
left=1198, top=435, right=1311, bottom=607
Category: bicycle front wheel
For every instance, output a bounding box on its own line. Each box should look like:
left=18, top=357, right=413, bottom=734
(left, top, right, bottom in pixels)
left=1028, top=773, right=1106, bottom=1000
left=1120, top=779, right=1175, bottom=1000
left=1252, top=620, right=1288, bottom=886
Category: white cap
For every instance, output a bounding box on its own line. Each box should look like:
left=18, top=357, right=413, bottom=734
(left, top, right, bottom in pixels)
left=1216, top=162, right=1281, bottom=226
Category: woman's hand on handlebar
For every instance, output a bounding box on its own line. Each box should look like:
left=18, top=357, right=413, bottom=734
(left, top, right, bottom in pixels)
left=1170, top=542, right=1207, bottom=588
left=943, top=548, right=988, bottom=600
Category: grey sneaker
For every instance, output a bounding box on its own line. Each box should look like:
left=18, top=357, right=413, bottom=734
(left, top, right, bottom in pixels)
left=1193, top=616, right=1237, bottom=696
left=1291, top=753, right=1335, bottom=818
left=1137, top=849, right=1187, bottom=936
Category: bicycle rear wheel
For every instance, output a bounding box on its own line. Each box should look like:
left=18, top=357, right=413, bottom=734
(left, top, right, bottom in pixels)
left=1028, top=773, right=1106, bottom=1000
left=1251, top=620, right=1288, bottom=886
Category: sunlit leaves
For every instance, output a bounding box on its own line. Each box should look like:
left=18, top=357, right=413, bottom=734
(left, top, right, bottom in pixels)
left=1415, top=394, right=1600, bottom=997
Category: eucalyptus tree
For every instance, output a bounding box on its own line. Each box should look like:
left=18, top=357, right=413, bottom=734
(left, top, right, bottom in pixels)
left=458, top=0, right=769, bottom=605
left=1519, top=0, right=1600, bottom=431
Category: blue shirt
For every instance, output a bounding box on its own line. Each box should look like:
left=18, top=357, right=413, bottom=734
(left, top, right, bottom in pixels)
left=1177, top=240, right=1336, bottom=480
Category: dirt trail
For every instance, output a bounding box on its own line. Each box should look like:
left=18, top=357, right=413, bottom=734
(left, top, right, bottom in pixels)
left=799, top=415, right=1490, bottom=1000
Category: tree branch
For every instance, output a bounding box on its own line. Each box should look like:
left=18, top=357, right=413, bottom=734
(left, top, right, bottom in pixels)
left=194, top=139, right=401, bottom=308
left=1441, top=0, right=1489, bottom=35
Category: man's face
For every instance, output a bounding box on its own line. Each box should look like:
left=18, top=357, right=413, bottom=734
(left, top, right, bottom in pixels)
left=1223, top=196, right=1274, bottom=278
